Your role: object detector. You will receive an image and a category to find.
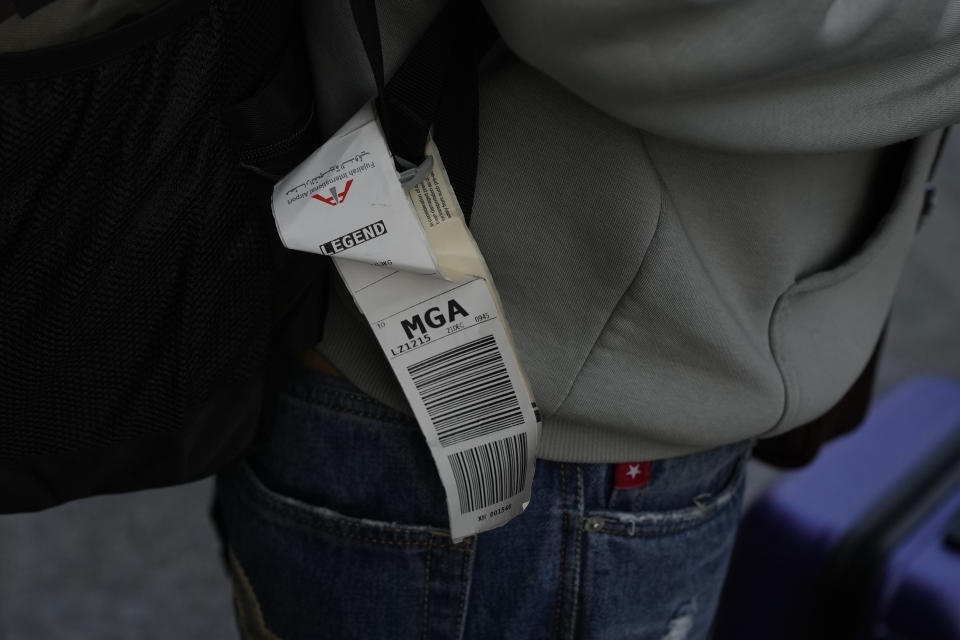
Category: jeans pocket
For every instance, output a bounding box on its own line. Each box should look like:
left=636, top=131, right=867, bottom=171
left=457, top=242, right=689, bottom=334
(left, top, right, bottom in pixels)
left=217, top=460, right=473, bottom=640
left=575, top=444, right=751, bottom=640
left=601, top=441, right=751, bottom=533
left=577, top=479, right=746, bottom=640
left=590, top=458, right=746, bottom=539
left=246, top=367, right=450, bottom=529
left=215, top=366, right=479, bottom=639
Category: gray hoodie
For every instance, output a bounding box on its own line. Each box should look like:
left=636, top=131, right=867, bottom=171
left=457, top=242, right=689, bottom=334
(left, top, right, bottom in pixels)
left=308, top=0, right=959, bottom=462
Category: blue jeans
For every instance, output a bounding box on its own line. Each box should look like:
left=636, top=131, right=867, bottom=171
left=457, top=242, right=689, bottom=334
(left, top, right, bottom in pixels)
left=215, top=366, right=751, bottom=640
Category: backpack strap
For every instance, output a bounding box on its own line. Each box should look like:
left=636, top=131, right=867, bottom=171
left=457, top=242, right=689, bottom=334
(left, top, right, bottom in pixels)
left=349, top=0, right=497, bottom=222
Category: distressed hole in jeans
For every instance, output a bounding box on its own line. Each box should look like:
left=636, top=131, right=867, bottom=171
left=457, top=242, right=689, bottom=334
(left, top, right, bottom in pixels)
left=662, top=599, right=697, bottom=640
left=692, top=493, right=713, bottom=509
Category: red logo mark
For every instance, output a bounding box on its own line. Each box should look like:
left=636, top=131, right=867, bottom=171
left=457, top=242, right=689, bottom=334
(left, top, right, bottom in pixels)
left=614, top=462, right=651, bottom=489
left=312, top=179, right=354, bottom=206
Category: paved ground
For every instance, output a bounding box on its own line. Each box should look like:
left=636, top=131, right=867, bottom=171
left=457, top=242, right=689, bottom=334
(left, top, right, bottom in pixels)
left=1, top=136, right=957, bottom=640
left=0, top=481, right=234, bottom=640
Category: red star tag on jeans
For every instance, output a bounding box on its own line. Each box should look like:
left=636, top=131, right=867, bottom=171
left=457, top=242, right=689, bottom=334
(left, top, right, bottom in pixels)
left=614, top=462, right=651, bottom=489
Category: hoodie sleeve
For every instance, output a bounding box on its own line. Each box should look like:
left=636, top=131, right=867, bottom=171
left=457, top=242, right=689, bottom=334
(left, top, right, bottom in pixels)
left=481, top=0, right=960, bottom=152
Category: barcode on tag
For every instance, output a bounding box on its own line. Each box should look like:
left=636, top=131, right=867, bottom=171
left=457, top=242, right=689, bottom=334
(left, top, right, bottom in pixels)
left=448, top=432, right=529, bottom=514
left=407, top=334, right=524, bottom=447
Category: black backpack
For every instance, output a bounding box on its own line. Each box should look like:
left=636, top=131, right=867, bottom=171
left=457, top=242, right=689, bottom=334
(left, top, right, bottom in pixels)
left=0, top=0, right=326, bottom=511
left=0, top=0, right=496, bottom=513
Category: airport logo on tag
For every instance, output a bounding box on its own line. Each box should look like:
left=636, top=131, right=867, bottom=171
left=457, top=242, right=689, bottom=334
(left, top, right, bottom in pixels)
left=318, top=220, right=387, bottom=255
left=312, top=179, right=353, bottom=206
left=401, top=299, right=469, bottom=339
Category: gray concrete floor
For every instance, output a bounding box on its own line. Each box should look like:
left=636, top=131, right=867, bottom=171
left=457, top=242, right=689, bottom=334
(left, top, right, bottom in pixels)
left=1, top=136, right=957, bottom=640
left=0, top=482, right=234, bottom=640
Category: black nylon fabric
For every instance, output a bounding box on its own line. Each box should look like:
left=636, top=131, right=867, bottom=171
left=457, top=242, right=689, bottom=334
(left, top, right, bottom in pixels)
left=0, top=0, right=306, bottom=508
left=349, top=0, right=497, bottom=221
left=11, top=0, right=53, bottom=17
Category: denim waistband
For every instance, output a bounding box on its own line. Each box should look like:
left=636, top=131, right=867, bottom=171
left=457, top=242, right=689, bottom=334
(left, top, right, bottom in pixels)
left=277, top=363, right=752, bottom=470
left=276, top=364, right=418, bottom=429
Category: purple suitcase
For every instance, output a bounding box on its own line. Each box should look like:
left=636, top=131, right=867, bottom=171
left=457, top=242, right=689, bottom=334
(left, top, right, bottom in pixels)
left=714, top=377, right=960, bottom=640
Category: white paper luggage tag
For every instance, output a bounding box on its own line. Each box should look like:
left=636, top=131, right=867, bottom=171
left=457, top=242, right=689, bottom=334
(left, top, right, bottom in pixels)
left=272, top=103, right=541, bottom=541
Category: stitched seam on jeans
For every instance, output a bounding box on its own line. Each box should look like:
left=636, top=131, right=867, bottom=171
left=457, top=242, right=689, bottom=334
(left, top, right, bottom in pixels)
left=285, top=382, right=374, bottom=404
left=318, top=406, right=413, bottom=424
left=272, top=502, right=467, bottom=550
left=267, top=497, right=440, bottom=542
left=455, top=539, right=472, bottom=640
left=590, top=509, right=738, bottom=538
left=286, top=393, right=416, bottom=426
left=584, top=461, right=747, bottom=537
left=236, top=464, right=469, bottom=551
left=552, top=463, right=569, bottom=640
left=587, top=474, right=745, bottom=539
left=567, top=465, right=585, bottom=640
left=586, top=511, right=730, bottom=538
left=284, top=387, right=417, bottom=426
left=421, top=537, right=433, bottom=640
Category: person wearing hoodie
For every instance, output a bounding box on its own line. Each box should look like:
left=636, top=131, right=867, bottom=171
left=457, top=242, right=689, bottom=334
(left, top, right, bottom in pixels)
left=6, top=1, right=945, bottom=638
left=216, top=1, right=959, bottom=638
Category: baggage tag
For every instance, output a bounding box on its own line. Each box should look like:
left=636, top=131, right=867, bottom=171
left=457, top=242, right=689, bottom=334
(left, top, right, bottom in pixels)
left=272, top=103, right=541, bottom=541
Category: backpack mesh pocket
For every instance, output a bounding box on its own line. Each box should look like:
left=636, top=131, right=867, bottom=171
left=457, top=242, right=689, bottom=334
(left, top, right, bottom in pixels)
left=0, top=0, right=297, bottom=464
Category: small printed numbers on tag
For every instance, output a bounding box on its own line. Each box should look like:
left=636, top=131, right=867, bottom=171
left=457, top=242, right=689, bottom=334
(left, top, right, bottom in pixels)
left=390, top=335, right=431, bottom=357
